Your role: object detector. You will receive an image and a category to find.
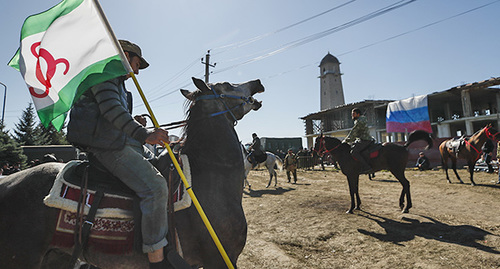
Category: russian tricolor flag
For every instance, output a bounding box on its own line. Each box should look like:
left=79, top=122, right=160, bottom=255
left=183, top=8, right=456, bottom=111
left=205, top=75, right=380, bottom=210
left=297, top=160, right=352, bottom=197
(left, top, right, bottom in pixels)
left=386, top=95, right=432, bottom=133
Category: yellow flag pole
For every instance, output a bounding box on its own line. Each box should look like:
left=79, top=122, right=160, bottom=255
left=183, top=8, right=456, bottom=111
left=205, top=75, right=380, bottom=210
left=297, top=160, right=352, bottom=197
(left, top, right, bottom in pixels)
left=129, top=72, right=235, bottom=269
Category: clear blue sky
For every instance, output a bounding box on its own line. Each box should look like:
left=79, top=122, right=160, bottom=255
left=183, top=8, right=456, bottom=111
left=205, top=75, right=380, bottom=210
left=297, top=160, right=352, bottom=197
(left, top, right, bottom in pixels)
left=1, top=0, right=499, bottom=146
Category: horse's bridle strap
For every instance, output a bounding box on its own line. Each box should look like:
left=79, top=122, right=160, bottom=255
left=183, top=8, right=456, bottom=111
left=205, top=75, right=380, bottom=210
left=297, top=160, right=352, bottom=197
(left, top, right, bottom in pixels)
left=194, top=86, right=255, bottom=124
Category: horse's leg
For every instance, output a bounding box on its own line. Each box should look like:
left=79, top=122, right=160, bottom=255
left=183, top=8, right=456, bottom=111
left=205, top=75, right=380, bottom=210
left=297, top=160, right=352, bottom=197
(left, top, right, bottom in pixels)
left=391, top=169, right=411, bottom=213
left=468, top=160, right=476, bottom=186
left=243, top=165, right=251, bottom=189
left=273, top=170, right=278, bottom=187
left=353, top=176, right=361, bottom=211
left=441, top=153, right=452, bottom=183
left=346, top=174, right=359, bottom=214
left=244, top=177, right=251, bottom=189
left=451, top=158, right=464, bottom=184
left=266, top=167, right=273, bottom=188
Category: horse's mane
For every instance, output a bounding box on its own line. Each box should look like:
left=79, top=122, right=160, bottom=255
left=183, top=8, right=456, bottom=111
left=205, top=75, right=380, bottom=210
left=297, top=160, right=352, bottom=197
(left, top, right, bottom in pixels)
left=181, top=87, right=239, bottom=160
left=324, top=136, right=350, bottom=151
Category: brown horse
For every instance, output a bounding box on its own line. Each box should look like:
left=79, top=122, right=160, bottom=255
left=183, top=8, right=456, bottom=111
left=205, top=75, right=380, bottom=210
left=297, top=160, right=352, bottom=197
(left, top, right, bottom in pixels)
left=438, top=124, right=500, bottom=186
left=314, top=130, right=433, bottom=214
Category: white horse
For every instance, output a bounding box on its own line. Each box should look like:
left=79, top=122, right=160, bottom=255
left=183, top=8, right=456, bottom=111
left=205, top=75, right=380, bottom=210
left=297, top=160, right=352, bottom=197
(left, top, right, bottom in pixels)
left=241, top=145, right=283, bottom=188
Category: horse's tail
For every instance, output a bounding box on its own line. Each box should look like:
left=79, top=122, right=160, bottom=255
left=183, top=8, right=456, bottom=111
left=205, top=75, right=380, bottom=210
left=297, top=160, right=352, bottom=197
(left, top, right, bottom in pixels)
left=404, top=130, right=433, bottom=149
left=275, top=155, right=283, bottom=172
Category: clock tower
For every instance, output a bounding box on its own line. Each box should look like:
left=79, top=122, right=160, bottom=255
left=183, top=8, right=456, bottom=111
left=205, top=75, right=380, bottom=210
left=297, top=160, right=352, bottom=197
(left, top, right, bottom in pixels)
left=319, top=53, right=345, bottom=110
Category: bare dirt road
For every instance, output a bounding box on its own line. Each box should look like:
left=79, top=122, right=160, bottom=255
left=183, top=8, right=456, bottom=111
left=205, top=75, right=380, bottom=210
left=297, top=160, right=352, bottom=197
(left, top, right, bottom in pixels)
left=236, top=167, right=500, bottom=269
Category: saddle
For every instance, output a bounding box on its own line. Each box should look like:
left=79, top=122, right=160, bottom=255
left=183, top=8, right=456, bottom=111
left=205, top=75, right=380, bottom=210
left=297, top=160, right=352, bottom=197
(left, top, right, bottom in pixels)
left=44, top=153, right=193, bottom=261
left=361, top=142, right=383, bottom=159
left=445, top=136, right=467, bottom=156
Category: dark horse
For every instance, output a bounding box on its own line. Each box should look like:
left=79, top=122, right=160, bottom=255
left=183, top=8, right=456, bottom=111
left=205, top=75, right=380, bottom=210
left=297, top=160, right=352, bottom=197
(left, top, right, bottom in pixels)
left=439, top=124, right=500, bottom=186
left=0, top=77, right=264, bottom=268
left=314, top=130, right=433, bottom=214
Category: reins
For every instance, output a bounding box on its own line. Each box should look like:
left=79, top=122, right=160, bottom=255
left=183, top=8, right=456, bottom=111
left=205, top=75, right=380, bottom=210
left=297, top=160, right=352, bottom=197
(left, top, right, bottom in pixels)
left=464, top=126, right=499, bottom=162
left=315, top=137, right=341, bottom=157
left=145, top=88, right=255, bottom=133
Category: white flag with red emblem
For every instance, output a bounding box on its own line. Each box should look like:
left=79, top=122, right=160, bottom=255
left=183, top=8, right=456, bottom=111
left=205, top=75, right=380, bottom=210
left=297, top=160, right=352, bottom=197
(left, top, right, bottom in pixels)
left=8, top=0, right=130, bottom=131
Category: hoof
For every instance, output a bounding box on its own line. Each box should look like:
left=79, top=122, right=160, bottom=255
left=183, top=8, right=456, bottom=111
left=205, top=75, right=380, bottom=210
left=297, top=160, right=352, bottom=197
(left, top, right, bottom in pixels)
left=346, top=209, right=354, bottom=214
left=265, top=184, right=270, bottom=188
left=402, top=208, right=409, bottom=213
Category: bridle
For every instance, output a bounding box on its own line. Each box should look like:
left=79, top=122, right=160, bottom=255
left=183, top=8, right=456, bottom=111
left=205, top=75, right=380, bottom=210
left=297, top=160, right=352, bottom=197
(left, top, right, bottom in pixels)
left=484, top=126, right=500, bottom=140
left=194, top=86, right=257, bottom=126
left=154, top=86, right=256, bottom=130
left=314, top=136, right=341, bottom=157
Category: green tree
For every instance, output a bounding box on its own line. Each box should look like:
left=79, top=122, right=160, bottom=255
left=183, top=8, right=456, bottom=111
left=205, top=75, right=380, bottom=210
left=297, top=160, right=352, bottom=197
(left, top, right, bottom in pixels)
left=0, top=123, right=27, bottom=168
left=12, top=102, right=47, bottom=145
left=36, top=122, right=69, bottom=145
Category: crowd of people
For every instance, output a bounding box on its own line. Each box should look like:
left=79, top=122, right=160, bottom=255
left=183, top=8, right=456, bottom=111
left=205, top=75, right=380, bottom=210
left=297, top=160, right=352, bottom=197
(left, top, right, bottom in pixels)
left=0, top=153, right=62, bottom=178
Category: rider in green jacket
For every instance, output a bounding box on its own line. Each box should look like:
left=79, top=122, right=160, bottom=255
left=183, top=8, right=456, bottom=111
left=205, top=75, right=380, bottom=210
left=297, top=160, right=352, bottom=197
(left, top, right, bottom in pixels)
left=343, top=108, right=374, bottom=173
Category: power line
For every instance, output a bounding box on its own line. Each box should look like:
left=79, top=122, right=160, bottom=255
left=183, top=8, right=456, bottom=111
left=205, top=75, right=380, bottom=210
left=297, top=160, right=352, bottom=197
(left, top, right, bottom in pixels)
left=145, top=55, right=204, bottom=99
left=212, top=0, right=416, bottom=75
left=144, top=0, right=416, bottom=105
left=338, top=0, right=500, bottom=57
left=149, top=0, right=499, bottom=104
left=262, top=0, right=500, bottom=82
left=211, top=0, right=357, bottom=55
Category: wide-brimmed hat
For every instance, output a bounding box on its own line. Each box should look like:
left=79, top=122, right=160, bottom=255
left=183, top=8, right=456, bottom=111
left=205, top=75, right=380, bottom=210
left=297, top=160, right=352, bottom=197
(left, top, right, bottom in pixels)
left=119, top=40, right=149, bottom=69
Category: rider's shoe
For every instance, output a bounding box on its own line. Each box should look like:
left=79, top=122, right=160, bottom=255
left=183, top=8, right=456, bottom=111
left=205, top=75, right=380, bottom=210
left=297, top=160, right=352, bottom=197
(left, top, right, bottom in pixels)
left=154, top=246, right=190, bottom=269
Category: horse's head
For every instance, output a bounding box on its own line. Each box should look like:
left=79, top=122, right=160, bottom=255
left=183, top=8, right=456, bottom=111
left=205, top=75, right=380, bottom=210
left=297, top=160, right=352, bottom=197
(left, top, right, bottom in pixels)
left=181, top=77, right=264, bottom=123
left=314, top=135, right=342, bottom=157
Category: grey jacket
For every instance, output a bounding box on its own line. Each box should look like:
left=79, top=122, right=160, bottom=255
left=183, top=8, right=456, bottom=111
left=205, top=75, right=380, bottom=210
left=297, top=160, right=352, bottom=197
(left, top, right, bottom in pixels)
left=67, top=77, right=150, bottom=150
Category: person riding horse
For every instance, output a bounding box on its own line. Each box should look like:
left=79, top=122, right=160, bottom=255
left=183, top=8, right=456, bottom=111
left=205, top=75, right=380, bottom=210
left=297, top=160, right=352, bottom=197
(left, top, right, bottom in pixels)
left=248, top=133, right=264, bottom=168
left=67, top=40, right=186, bottom=268
left=343, top=108, right=374, bottom=173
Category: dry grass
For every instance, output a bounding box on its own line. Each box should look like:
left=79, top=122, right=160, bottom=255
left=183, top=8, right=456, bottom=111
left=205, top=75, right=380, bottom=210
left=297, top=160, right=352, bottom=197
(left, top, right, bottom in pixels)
left=236, top=168, right=500, bottom=269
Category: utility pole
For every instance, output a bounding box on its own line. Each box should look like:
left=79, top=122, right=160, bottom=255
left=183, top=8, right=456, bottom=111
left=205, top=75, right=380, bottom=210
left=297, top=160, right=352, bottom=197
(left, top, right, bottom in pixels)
left=0, top=82, right=6, bottom=126
left=201, top=50, right=216, bottom=83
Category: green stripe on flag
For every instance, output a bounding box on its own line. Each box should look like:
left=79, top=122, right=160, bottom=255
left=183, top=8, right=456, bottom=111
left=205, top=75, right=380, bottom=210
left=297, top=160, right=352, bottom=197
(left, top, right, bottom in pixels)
left=21, top=0, right=84, bottom=39
left=8, top=0, right=84, bottom=71
left=37, top=55, right=127, bottom=130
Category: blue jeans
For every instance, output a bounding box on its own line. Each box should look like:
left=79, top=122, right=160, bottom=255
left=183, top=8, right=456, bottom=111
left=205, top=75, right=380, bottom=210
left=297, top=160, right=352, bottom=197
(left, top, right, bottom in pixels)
left=90, top=140, right=168, bottom=253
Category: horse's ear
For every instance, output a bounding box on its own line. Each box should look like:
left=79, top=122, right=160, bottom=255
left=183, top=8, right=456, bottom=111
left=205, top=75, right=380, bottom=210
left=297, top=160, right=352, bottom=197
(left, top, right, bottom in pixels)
left=192, top=77, right=211, bottom=92
left=180, top=89, right=195, bottom=101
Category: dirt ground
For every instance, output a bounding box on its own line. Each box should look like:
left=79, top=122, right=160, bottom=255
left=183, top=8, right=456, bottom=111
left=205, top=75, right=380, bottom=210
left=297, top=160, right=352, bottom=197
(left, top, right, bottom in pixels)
left=236, top=167, right=500, bottom=269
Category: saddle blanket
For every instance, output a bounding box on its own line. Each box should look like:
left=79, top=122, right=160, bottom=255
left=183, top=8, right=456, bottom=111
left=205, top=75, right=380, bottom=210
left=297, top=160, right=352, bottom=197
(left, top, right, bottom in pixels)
left=52, top=209, right=135, bottom=254
left=44, top=155, right=193, bottom=217
left=44, top=155, right=194, bottom=254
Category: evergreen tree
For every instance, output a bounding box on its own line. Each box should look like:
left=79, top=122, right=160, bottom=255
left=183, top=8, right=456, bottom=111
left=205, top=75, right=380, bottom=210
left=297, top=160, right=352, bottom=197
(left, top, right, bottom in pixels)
left=12, top=102, right=47, bottom=145
left=36, top=122, right=69, bottom=145
left=0, top=123, right=27, bottom=168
